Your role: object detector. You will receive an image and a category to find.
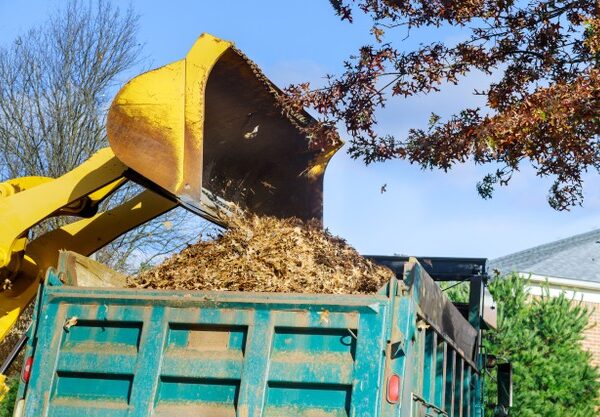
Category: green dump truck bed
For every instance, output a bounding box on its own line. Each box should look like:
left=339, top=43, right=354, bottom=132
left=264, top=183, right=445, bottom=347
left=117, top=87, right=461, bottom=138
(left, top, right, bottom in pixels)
left=12, top=257, right=486, bottom=417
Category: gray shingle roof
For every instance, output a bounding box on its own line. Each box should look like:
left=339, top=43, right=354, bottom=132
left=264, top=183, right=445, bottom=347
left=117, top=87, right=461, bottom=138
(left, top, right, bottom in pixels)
left=489, top=229, right=600, bottom=283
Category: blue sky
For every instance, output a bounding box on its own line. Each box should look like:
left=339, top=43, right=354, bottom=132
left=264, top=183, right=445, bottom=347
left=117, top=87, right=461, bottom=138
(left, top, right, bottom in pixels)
left=2, top=0, right=600, bottom=259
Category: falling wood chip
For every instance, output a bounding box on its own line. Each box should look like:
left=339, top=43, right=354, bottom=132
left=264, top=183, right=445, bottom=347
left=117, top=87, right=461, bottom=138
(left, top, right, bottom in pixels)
left=63, top=317, right=78, bottom=331
left=319, top=310, right=330, bottom=324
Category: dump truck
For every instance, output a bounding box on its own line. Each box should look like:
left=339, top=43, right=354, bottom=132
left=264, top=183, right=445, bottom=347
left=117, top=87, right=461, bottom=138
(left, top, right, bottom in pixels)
left=0, top=34, right=511, bottom=416
left=7, top=253, right=509, bottom=417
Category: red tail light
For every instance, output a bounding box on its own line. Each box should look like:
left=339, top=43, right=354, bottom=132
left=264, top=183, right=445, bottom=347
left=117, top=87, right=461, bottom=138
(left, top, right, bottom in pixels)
left=387, top=374, right=401, bottom=403
left=21, top=356, right=33, bottom=383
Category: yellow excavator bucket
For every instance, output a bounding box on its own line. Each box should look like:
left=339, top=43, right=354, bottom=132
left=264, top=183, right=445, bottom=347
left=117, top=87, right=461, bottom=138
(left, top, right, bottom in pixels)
left=108, top=33, right=341, bottom=222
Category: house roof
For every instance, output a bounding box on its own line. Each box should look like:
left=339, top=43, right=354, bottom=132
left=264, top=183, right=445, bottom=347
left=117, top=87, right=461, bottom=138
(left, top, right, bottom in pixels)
left=489, top=229, right=600, bottom=283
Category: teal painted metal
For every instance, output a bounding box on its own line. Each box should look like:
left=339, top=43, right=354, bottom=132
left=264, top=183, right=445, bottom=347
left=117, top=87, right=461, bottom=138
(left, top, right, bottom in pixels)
left=16, top=260, right=484, bottom=417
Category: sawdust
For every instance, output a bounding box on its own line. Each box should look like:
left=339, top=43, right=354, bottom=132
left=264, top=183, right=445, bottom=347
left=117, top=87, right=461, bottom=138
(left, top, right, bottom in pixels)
left=130, top=212, right=394, bottom=294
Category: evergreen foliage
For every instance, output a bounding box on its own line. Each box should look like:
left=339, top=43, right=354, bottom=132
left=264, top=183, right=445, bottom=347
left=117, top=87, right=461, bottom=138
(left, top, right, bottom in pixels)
left=484, top=273, right=600, bottom=416
left=0, top=378, right=18, bottom=417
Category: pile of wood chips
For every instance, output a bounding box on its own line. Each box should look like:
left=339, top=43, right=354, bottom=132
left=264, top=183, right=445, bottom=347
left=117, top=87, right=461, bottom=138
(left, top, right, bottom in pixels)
left=129, top=212, right=394, bottom=294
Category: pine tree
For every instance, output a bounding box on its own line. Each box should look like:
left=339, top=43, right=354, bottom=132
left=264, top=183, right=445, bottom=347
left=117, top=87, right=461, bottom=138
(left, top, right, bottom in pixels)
left=0, top=378, right=18, bottom=417
left=485, top=274, right=600, bottom=416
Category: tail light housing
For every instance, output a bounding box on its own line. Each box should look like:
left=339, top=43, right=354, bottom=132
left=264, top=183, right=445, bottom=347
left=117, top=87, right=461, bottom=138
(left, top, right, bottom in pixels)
left=387, top=374, right=401, bottom=403
left=21, top=356, right=33, bottom=383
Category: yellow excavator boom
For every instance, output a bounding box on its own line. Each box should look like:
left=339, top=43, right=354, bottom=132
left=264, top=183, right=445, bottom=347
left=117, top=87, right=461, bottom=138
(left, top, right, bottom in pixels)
left=0, top=148, right=177, bottom=341
left=0, top=33, right=341, bottom=343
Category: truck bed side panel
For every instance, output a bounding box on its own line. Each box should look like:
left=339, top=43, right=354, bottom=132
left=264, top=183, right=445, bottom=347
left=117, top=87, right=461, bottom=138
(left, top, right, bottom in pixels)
left=24, top=287, right=390, bottom=417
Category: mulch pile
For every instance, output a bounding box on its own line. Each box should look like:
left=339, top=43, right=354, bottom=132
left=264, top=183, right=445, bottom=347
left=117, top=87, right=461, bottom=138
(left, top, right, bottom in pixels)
left=129, top=211, right=394, bottom=294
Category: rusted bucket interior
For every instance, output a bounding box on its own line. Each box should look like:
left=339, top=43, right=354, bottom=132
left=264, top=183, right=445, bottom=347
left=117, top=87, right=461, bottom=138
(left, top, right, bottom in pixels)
left=202, top=48, right=335, bottom=221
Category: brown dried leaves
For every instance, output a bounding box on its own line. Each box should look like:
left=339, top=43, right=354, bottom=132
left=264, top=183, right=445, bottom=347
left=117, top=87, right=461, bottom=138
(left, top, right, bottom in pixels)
left=129, top=212, right=394, bottom=295
left=288, top=0, right=599, bottom=210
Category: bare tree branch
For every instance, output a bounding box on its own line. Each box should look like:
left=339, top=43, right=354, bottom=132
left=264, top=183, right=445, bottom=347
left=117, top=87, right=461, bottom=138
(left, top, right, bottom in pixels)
left=0, top=0, right=198, bottom=273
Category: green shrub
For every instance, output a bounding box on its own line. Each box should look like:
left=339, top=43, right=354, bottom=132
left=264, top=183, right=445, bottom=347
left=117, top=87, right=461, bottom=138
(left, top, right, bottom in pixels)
left=484, top=273, right=600, bottom=416
left=0, top=378, right=18, bottom=417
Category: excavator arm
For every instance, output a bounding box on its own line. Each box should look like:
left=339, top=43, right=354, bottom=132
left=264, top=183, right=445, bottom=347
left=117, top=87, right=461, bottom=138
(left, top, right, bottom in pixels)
left=0, top=33, right=341, bottom=343
left=0, top=148, right=126, bottom=274
left=0, top=148, right=179, bottom=341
